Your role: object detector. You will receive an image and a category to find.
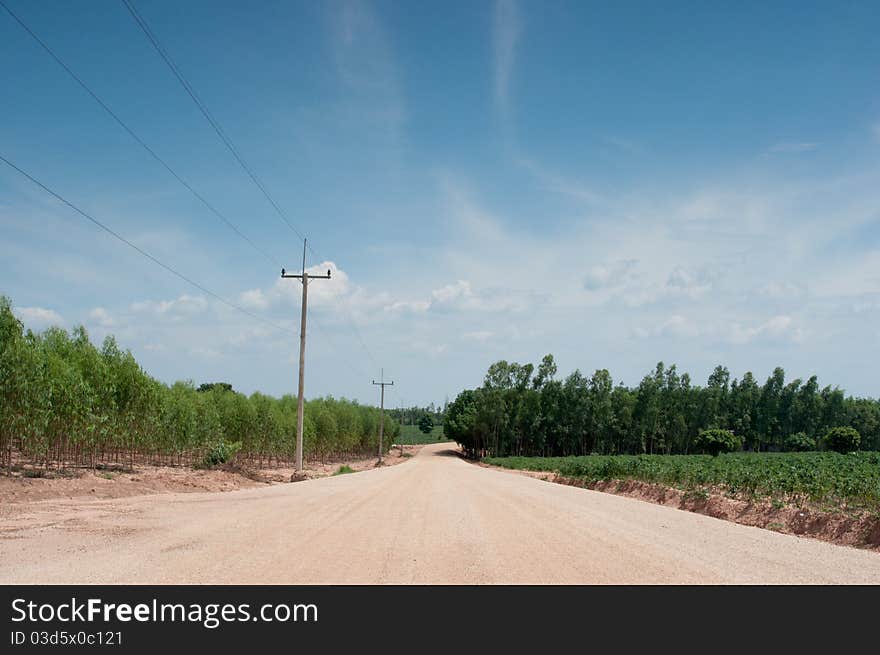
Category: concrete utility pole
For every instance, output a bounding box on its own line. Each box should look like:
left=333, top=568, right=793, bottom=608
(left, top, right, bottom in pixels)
left=399, top=402, right=404, bottom=456
left=281, top=239, right=330, bottom=474
left=372, top=369, right=394, bottom=464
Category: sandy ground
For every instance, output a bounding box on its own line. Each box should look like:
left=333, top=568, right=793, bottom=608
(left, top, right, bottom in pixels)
left=2, top=442, right=880, bottom=584
left=0, top=446, right=419, bottom=504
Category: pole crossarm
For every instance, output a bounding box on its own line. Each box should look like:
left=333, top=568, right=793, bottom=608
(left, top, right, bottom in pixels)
left=281, top=269, right=331, bottom=280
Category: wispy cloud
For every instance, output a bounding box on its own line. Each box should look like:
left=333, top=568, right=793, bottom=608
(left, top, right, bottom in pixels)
left=88, top=307, right=116, bottom=328
left=492, top=0, right=522, bottom=116
left=584, top=260, right=638, bottom=291
left=516, top=157, right=602, bottom=204
left=729, top=315, right=802, bottom=344
left=15, top=306, right=64, bottom=328
left=328, top=0, right=406, bottom=150
left=633, top=315, right=700, bottom=340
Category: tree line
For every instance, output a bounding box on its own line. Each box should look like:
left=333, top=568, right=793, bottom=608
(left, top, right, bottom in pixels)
left=388, top=403, right=446, bottom=428
left=0, top=296, right=399, bottom=472
left=445, top=354, right=879, bottom=458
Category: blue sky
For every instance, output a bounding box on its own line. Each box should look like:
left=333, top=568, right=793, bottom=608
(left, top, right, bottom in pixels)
left=2, top=0, right=879, bottom=406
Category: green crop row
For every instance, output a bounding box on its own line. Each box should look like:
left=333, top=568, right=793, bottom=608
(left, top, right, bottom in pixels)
left=485, top=451, right=880, bottom=510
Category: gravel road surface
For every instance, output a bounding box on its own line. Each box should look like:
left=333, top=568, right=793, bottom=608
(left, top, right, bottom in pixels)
left=3, top=442, right=880, bottom=583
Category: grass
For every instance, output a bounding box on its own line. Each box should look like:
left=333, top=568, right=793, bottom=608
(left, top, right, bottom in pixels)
left=396, top=424, right=449, bottom=445
left=485, top=451, right=880, bottom=512
left=333, top=465, right=355, bottom=476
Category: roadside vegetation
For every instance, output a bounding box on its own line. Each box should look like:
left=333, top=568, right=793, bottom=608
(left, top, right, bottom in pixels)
left=446, top=355, right=879, bottom=458
left=486, top=451, right=880, bottom=512
left=388, top=403, right=446, bottom=445
left=397, top=424, right=448, bottom=444
left=0, top=296, right=399, bottom=474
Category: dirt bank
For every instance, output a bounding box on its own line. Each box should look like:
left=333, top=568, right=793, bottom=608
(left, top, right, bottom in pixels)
left=0, top=445, right=421, bottom=505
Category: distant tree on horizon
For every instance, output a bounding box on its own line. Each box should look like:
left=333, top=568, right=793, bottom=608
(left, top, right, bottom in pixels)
left=197, top=382, right=233, bottom=394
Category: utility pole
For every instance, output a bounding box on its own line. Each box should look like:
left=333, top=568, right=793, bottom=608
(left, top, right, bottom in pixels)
left=281, top=239, right=331, bottom=475
left=399, top=402, right=404, bottom=456
left=372, top=368, right=394, bottom=464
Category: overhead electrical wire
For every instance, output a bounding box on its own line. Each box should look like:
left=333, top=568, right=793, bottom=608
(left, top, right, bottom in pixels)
left=0, top=153, right=296, bottom=337
left=2, top=1, right=385, bottom=388
left=120, top=0, right=384, bottom=376
left=121, top=0, right=308, bottom=245
left=0, top=0, right=283, bottom=270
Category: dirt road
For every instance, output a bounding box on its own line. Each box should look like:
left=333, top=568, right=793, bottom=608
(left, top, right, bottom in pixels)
left=2, top=442, right=880, bottom=583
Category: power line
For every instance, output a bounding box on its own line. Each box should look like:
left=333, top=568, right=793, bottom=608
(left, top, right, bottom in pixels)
left=119, top=0, right=383, bottom=378
left=0, top=153, right=295, bottom=337
left=121, top=0, right=309, bottom=245
left=2, top=0, right=376, bottom=384
left=0, top=0, right=283, bottom=270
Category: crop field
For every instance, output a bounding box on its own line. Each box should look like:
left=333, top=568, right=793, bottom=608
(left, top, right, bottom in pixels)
left=397, top=424, right=448, bottom=444
left=485, top=452, right=880, bottom=512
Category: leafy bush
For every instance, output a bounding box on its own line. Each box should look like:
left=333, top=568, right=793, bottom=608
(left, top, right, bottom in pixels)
left=334, top=465, right=355, bottom=475
left=695, top=428, right=741, bottom=456
left=823, top=426, right=861, bottom=453
left=202, top=440, right=241, bottom=467
left=418, top=415, right=434, bottom=434
left=784, top=432, right=816, bottom=452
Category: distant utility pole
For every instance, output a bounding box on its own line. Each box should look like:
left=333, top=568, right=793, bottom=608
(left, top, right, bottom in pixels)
left=398, top=402, right=404, bottom=456
left=281, top=239, right=330, bottom=474
left=372, top=369, right=394, bottom=464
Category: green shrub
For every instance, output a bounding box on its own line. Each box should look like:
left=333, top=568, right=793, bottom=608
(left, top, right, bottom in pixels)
left=784, top=432, right=816, bottom=452
left=694, top=428, right=741, bottom=456
left=202, top=440, right=241, bottom=467
left=334, top=464, right=355, bottom=475
left=823, top=426, right=860, bottom=453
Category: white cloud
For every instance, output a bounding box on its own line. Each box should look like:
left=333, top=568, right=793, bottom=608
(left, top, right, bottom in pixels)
left=633, top=315, right=699, bottom=339
left=131, top=294, right=208, bottom=317
left=584, top=260, right=638, bottom=291
left=665, top=266, right=714, bottom=298
left=15, top=306, right=63, bottom=327
left=239, top=261, right=352, bottom=312
left=386, top=279, right=539, bottom=316
left=659, top=315, right=700, bottom=338
left=88, top=307, right=115, bottom=327
left=386, top=299, right=431, bottom=314
left=728, top=315, right=802, bottom=344
left=758, top=281, right=805, bottom=300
